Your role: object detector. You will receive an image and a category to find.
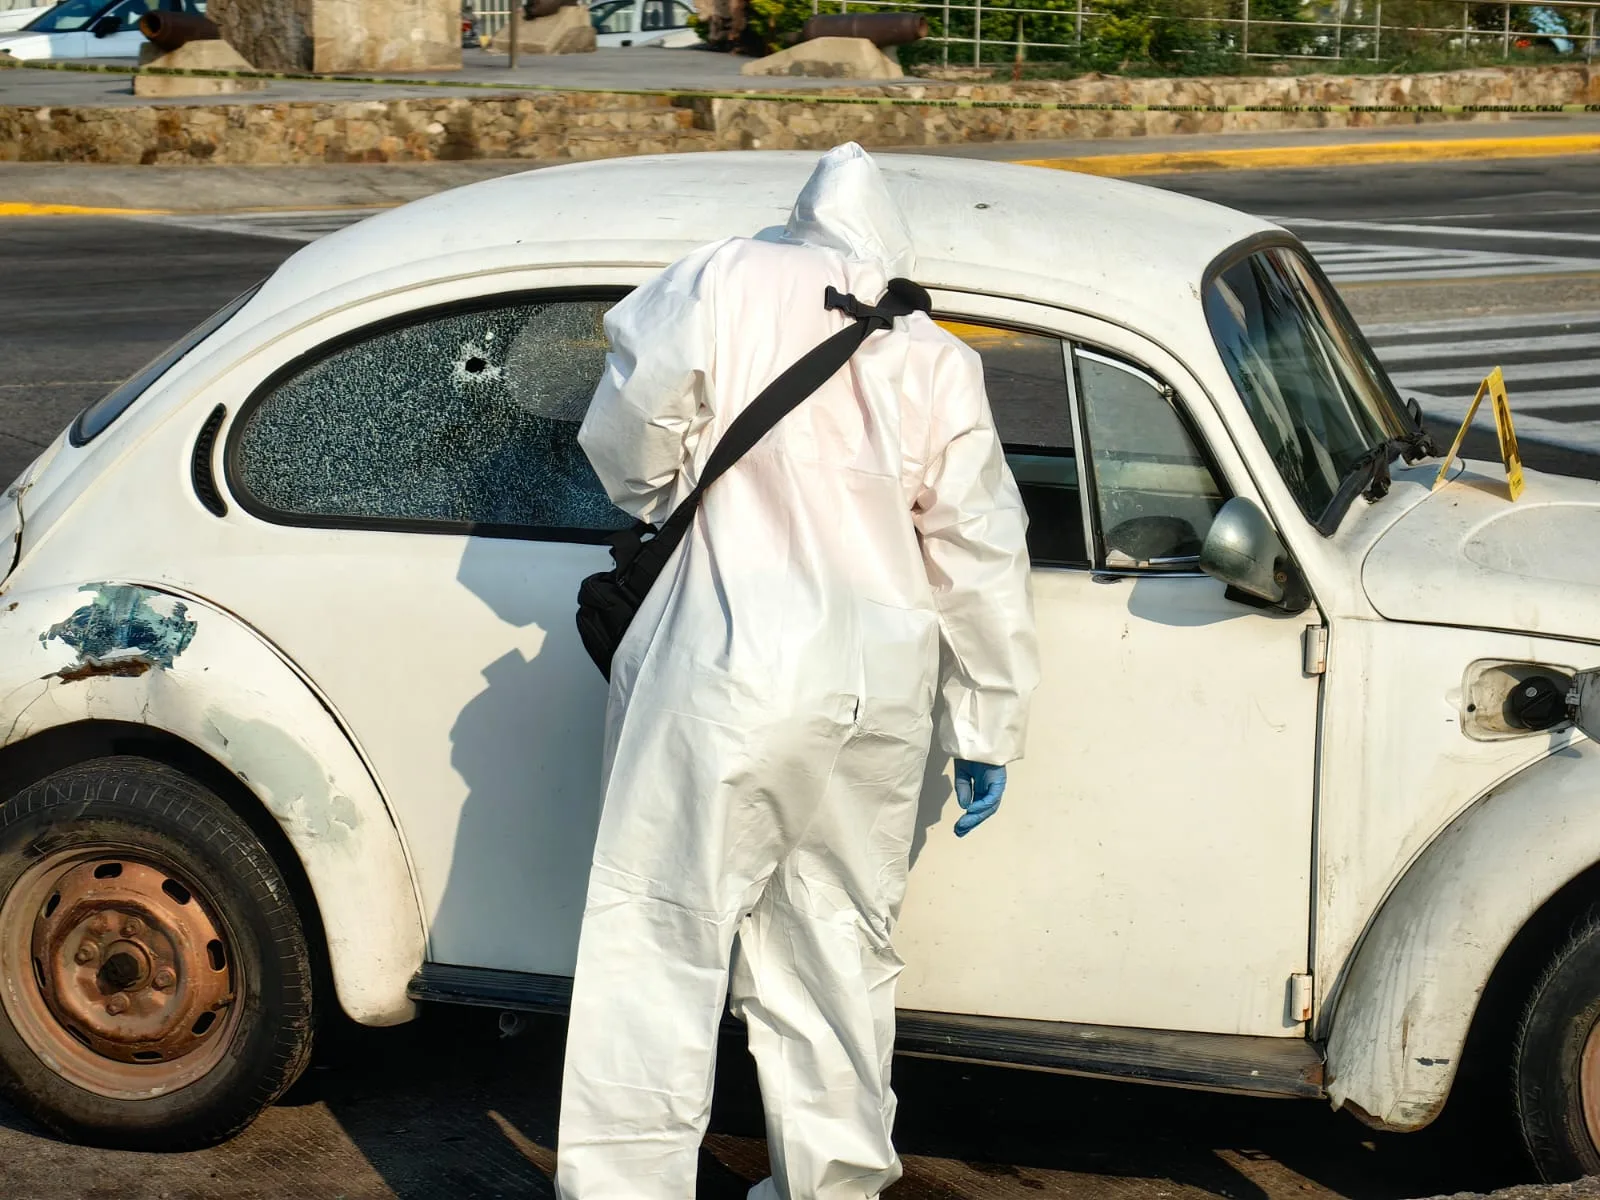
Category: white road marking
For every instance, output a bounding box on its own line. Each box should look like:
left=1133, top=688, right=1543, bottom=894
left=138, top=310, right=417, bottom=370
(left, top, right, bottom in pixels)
left=1282, top=216, right=1600, bottom=247
left=1302, top=239, right=1600, bottom=282
left=1363, top=312, right=1600, bottom=454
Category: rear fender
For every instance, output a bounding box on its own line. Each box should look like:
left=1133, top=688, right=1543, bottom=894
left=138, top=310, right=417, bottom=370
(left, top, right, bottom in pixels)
left=0, top=581, right=424, bottom=1026
left=1326, top=738, right=1600, bottom=1128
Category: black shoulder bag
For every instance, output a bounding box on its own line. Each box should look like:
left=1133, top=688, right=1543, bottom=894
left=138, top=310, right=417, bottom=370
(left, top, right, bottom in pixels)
left=576, top=277, right=932, bottom=680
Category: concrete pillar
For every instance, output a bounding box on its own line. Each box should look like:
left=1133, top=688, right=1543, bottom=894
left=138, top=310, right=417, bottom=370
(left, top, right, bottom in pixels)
left=209, top=0, right=462, bottom=72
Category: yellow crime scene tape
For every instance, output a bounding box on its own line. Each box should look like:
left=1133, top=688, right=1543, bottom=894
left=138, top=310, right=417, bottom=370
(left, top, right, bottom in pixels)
left=4, top=56, right=1600, bottom=113
left=1434, top=366, right=1525, bottom=501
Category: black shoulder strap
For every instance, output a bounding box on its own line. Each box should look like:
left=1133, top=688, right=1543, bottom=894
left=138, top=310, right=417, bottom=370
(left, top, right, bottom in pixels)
left=648, top=278, right=930, bottom=548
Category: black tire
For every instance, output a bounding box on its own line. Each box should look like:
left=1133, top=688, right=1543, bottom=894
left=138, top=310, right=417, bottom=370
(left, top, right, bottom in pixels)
left=1515, top=913, right=1600, bottom=1180
left=0, top=757, right=314, bottom=1149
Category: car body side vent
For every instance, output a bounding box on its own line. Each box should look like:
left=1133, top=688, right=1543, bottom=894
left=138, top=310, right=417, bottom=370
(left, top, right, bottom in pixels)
left=191, top=404, right=228, bottom=518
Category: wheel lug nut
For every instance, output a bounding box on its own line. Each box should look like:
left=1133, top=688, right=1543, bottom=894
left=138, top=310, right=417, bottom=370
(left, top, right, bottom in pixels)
left=152, top=967, right=176, bottom=991
left=121, top=918, right=142, bottom=938
left=74, top=944, right=98, bottom=966
left=105, top=993, right=129, bottom=1016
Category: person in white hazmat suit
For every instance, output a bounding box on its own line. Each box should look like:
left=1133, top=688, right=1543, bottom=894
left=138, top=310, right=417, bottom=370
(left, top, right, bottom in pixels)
left=558, top=142, right=1040, bottom=1200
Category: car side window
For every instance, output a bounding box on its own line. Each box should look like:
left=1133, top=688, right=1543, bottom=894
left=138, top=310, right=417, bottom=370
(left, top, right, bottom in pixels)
left=104, top=0, right=159, bottom=31
left=1075, top=348, right=1225, bottom=570
left=592, top=0, right=632, bottom=32
left=940, top=321, right=1087, bottom=569
left=641, top=0, right=667, bottom=29
left=230, top=296, right=633, bottom=540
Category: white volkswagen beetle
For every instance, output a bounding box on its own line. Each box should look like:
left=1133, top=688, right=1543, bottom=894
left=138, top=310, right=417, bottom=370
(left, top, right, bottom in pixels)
left=3, top=152, right=1599, bottom=1175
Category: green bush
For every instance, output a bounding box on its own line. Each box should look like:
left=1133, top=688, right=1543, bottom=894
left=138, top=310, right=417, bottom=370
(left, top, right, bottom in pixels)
left=744, top=0, right=819, bottom=52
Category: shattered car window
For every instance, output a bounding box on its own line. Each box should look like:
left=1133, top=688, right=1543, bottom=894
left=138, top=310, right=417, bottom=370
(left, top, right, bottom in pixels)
left=234, top=298, right=633, bottom=536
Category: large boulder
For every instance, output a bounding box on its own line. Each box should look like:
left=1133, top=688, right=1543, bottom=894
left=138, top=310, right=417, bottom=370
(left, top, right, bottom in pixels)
left=133, top=38, right=270, bottom=95
left=740, top=35, right=901, bottom=79
left=492, top=5, right=596, bottom=54
left=207, top=0, right=462, bottom=72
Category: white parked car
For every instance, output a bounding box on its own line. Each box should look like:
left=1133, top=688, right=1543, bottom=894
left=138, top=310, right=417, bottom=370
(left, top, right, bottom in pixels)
left=589, top=0, right=698, bottom=48
left=0, top=0, right=200, bottom=59
left=0, top=4, right=54, bottom=35
left=2, top=153, right=1600, bottom=1177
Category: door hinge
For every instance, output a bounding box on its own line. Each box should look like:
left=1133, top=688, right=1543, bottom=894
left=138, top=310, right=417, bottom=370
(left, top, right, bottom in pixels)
left=1302, top=625, right=1328, bottom=676
left=1289, top=973, right=1314, bottom=1024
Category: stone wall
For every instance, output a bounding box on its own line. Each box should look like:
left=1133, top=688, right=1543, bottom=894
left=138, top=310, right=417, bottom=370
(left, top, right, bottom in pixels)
left=208, top=0, right=460, bottom=72
left=702, top=64, right=1600, bottom=150
left=1, top=65, right=1594, bottom=165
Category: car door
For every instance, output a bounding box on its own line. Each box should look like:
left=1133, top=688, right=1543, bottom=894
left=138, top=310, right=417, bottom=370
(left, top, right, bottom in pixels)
left=173, top=281, right=630, bottom=977
left=892, top=300, right=1323, bottom=1039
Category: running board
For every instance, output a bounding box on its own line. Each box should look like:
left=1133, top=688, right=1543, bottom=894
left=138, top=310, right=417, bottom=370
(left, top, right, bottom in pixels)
left=408, top=964, right=1326, bottom=1099
left=409, top=963, right=572, bottom=1012
left=895, top=1009, right=1324, bottom=1098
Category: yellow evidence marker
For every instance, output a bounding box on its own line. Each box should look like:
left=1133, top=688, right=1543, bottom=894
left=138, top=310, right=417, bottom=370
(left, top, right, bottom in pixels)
left=1432, top=366, right=1525, bottom=502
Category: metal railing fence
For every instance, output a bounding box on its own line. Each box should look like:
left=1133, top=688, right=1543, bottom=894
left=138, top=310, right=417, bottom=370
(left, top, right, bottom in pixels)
left=805, top=0, right=1600, bottom=64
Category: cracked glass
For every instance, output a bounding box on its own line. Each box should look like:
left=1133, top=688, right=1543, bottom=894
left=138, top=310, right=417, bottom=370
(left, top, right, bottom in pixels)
left=234, top=298, right=632, bottom=536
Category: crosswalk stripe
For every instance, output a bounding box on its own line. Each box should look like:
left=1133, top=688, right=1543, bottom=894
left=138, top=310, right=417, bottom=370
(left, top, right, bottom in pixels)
left=1301, top=238, right=1600, bottom=283
left=1390, top=358, right=1600, bottom=391
left=1373, top=332, right=1600, bottom=364
left=1363, top=311, right=1600, bottom=455
left=1361, top=311, right=1600, bottom=340
left=1282, top=215, right=1600, bottom=248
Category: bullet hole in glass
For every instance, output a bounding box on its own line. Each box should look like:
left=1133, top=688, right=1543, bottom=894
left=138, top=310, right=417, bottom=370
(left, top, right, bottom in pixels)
left=235, top=299, right=633, bottom=532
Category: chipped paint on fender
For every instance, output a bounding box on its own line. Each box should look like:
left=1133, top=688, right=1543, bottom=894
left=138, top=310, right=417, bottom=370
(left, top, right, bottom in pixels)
left=204, top=711, right=362, bottom=846
left=0, top=582, right=424, bottom=1026
left=41, top=584, right=197, bottom=680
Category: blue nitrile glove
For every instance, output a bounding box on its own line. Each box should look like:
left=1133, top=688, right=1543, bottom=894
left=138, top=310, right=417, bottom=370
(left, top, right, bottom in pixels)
left=953, top=760, right=1006, bottom=838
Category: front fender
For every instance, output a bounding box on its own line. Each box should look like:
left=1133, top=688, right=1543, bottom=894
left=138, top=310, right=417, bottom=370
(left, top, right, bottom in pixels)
left=0, top=581, right=425, bottom=1026
left=1326, top=737, right=1600, bottom=1129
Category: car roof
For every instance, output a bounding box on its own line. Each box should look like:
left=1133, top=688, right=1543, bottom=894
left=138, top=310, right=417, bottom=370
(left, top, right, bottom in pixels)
left=244, top=151, right=1280, bottom=349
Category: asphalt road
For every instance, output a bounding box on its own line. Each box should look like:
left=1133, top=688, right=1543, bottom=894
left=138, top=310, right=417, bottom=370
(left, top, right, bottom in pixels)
left=0, top=153, right=1597, bottom=1198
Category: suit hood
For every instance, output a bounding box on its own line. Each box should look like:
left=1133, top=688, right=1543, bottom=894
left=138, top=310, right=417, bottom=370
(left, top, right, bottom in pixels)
left=782, top=142, right=917, bottom=279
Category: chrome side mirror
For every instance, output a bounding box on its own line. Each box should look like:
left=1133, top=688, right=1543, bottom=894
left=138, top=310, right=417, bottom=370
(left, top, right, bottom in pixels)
left=1199, top=497, right=1308, bottom=612
left=1570, top=671, right=1600, bottom=742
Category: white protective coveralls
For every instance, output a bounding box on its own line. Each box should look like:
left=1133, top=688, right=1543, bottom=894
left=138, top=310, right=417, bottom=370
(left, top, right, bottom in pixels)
left=559, top=143, right=1039, bottom=1200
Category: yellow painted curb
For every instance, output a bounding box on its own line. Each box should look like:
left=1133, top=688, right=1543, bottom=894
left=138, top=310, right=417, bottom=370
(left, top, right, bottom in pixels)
left=0, top=202, right=168, bottom=216
left=1019, top=133, right=1600, bottom=176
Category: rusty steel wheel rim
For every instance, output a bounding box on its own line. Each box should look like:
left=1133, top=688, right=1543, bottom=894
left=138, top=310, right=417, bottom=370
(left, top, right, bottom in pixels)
left=0, top=846, right=240, bottom=1100
left=1583, top=1018, right=1600, bottom=1151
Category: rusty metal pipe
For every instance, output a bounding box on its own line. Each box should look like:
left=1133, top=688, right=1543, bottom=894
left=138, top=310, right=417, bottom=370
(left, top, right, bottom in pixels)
left=799, top=13, right=928, bottom=46
left=523, top=0, right=578, bottom=18
left=138, top=10, right=220, bottom=52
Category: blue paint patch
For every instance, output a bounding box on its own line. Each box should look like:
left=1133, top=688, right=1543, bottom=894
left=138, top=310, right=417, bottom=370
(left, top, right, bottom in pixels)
left=42, top=585, right=197, bottom=671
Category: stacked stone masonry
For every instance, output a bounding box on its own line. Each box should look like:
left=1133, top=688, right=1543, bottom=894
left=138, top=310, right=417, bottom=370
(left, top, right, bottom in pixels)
left=1, top=66, right=1594, bottom=165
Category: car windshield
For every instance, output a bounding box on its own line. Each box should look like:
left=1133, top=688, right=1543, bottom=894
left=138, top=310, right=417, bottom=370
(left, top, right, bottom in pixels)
left=26, top=0, right=115, bottom=31
left=1204, top=244, right=1411, bottom=531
